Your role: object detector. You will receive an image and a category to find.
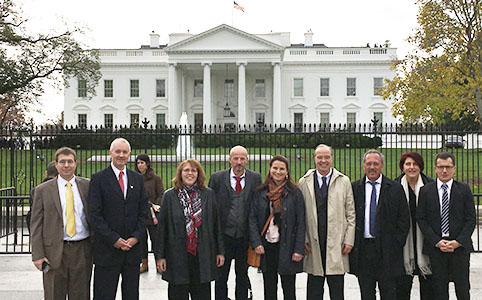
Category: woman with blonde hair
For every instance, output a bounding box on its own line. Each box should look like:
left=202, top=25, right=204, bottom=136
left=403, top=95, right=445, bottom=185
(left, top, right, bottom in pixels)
left=155, top=159, right=224, bottom=300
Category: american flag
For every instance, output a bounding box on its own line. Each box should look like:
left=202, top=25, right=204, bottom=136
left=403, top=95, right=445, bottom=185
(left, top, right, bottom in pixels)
left=234, top=1, right=244, bottom=12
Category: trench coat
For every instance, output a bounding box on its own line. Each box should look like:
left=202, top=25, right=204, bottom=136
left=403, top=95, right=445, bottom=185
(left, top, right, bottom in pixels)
left=299, top=168, right=355, bottom=276
left=155, top=187, right=224, bottom=284
left=142, top=168, right=164, bottom=226
left=248, top=184, right=305, bottom=275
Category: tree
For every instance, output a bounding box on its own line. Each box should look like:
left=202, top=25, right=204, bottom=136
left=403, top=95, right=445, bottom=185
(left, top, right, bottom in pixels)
left=0, top=0, right=101, bottom=127
left=382, top=0, right=482, bottom=125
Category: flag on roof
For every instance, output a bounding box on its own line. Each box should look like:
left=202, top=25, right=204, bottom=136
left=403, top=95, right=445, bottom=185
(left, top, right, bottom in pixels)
left=234, top=1, right=244, bottom=12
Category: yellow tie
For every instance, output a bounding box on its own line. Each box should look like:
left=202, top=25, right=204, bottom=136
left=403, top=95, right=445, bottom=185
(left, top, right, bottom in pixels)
left=66, top=182, right=76, bottom=237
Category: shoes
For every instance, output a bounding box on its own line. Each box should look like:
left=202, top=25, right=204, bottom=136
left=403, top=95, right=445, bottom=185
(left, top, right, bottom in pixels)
left=140, top=259, right=148, bottom=273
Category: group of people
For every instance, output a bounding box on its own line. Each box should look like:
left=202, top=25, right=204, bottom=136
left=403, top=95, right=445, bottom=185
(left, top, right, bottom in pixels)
left=29, top=138, right=476, bottom=300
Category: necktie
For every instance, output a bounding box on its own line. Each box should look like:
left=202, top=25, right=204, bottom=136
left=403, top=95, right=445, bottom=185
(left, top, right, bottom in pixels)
left=368, top=181, right=378, bottom=237
left=441, top=183, right=450, bottom=236
left=321, top=176, right=328, bottom=199
left=66, top=182, right=76, bottom=237
left=234, top=176, right=242, bottom=195
left=119, top=171, right=125, bottom=197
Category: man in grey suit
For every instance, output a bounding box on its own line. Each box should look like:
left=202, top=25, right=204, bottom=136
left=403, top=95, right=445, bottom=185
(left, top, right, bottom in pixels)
left=31, top=147, right=92, bottom=300
left=210, top=145, right=262, bottom=300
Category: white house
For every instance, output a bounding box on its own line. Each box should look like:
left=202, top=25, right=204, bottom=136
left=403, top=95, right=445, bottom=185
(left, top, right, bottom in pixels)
left=64, top=24, right=397, bottom=130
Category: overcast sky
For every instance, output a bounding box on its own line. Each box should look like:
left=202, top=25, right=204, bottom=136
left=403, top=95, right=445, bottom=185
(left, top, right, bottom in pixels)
left=18, top=0, right=420, bottom=124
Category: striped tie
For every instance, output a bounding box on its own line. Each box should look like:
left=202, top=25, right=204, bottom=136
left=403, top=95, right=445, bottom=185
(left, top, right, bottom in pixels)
left=441, top=183, right=449, bottom=236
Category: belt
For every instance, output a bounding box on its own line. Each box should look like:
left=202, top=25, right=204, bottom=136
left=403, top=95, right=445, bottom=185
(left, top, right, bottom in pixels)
left=363, top=238, right=376, bottom=243
left=63, top=237, right=89, bottom=244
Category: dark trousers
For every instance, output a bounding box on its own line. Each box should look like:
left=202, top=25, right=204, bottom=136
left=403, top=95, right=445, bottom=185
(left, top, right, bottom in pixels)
left=93, top=263, right=139, bottom=300
left=395, top=274, right=434, bottom=300
left=307, top=274, right=344, bottom=300
left=263, top=242, right=296, bottom=300
left=357, top=239, right=396, bottom=300
left=169, top=253, right=211, bottom=300
left=215, top=234, right=249, bottom=300
left=429, top=249, right=470, bottom=300
left=140, top=224, right=157, bottom=259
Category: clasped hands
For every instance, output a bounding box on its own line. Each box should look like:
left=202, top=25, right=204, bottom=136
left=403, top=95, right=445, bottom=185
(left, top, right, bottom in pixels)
left=255, top=245, right=303, bottom=262
left=436, top=239, right=460, bottom=252
left=114, top=237, right=138, bottom=251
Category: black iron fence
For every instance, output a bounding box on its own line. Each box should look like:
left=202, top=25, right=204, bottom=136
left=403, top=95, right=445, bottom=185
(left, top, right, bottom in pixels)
left=0, top=123, right=481, bottom=253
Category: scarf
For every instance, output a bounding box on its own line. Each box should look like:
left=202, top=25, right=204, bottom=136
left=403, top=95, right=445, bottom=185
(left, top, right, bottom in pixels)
left=178, top=184, right=202, bottom=256
left=401, top=174, right=432, bottom=276
left=267, top=179, right=289, bottom=225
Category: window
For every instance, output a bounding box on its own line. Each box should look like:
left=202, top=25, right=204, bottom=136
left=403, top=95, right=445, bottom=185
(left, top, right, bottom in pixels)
left=156, top=113, right=166, bottom=127
left=373, top=112, right=383, bottom=130
left=130, top=114, right=140, bottom=127
left=104, top=114, right=113, bottom=128
left=293, top=78, right=303, bottom=97
left=224, top=80, right=234, bottom=98
left=104, top=80, right=113, bottom=98
left=78, top=114, right=87, bottom=128
left=347, top=112, right=356, bottom=126
left=255, top=79, right=265, bottom=97
left=347, top=78, right=356, bottom=96
left=320, top=78, right=330, bottom=96
left=373, top=77, right=384, bottom=96
left=194, top=113, right=203, bottom=133
left=294, top=113, right=303, bottom=132
left=194, top=80, right=203, bottom=97
left=78, top=79, right=87, bottom=98
left=156, top=79, right=166, bottom=97
left=130, top=80, right=139, bottom=98
left=320, top=112, right=330, bottom=127
left=255, top=112, right=265, bottom=131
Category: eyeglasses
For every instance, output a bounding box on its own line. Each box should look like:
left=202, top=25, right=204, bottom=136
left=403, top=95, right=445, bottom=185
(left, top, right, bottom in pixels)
left=435, top=165, right=455, bottom=170
left=58, top=160, right=75, bottom=165
left=182, top=168, right=198, bottom=173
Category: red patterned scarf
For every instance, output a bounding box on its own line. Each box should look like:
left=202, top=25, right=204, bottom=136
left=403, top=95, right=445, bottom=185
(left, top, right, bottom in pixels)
left=178, top=184, right=202, bottom=255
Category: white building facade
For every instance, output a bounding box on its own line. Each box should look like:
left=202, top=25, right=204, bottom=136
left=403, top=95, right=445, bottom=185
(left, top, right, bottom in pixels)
left=64, top=24, right=397, bottom=129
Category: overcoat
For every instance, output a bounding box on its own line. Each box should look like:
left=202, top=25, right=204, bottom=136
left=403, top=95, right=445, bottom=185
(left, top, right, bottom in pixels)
left=349, top=175, right=410, bottom=278
left=249, top=184, right=305, bottom=275
left=299, top=168, right=355, bottom=276
left=155, top=187, right=225, bottom=284
left=142, top=168, right=164, bottom=225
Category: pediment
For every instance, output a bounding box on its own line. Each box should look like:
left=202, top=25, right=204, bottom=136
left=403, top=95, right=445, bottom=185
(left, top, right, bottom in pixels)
left=342, top=103, right=361, bottom=110
left=72, top=104, right=91, bottom=111
left=369, top=103, right=388, bottom=109
left=316, top=103, right=335, bottom=109
left=152, top=104, right=168, bottom=111
left=126, top=104, right=143, bottom=110
left=165, top=24, right=284, bottom=53
left=288, top=103, right=308, bottom=110
left=252, top=103, right=269, bottom=109
left=99, top=104, right=118, bottom=111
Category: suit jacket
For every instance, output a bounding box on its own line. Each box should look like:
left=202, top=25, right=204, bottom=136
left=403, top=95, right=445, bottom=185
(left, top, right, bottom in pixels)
left=88, top=166, right=149, bottom=266
left=349, top=175, right=410, bottom=278
left=416, top=180, right=476, bottom=254
left=31, top=176, right=91, bottom=269
left=208, top=168, right=262, bottom=239
left=299, top=168, right=355, bottom=276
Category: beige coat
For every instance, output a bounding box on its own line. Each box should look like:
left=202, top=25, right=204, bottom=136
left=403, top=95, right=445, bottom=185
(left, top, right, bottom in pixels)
left=299, top=168, right=355, bottom=276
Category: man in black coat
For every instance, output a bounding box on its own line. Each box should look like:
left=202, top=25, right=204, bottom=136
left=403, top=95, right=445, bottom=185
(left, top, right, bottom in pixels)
left=209, top=145, right=262, bottom=300
left=349, top=149, right=409, bottom=300
left=416, top=152, right=476, bottom=300
left=88, top=138, right=149, bottom=300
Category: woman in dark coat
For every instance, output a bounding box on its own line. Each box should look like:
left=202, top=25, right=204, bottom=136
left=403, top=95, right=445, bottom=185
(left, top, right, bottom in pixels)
left=155, top=158, right=225, bottom=300
left=135, top=153, right=164, bottom=273
left=249, top=155, right=305, bottom=300
left=394, top=152, right=434, bottom=300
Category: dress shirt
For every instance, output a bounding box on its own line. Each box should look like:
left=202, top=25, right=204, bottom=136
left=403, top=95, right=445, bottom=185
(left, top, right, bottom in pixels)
left=316, top=168, right=332, bottom=189
left=111, top=162, right=128, bottom=198
left=437, top=178, right=453, bottom=237
left=57, top=176, right=89, bottom=241
left=230, top=168, right=246, bottom=191
left=364, top=175, right=382, bottom=238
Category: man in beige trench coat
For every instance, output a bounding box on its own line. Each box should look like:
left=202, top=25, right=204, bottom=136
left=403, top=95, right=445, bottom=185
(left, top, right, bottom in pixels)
left=299, top=144, right=355, bottom=300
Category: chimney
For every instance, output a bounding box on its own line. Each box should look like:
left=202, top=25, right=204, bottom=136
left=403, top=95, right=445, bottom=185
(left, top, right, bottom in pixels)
left=304, top=29, right=313, bottom=47
left=150, top=31, right=160, bottom=48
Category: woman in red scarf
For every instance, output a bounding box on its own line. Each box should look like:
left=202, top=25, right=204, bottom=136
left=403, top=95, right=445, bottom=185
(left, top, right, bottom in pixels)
left=249, top=155, right=305, bottom=300
left=155, top=159, right=225, bottom=300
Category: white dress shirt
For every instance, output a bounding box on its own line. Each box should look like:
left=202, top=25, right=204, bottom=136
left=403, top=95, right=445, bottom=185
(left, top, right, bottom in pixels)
left=57, top=176, right=89, bottom=241
left=364, top=175, right=382, bottom=238
left=111, top=162, right=128, bottom=198
left=230, top=168, right=246, bottom=191
left=316, top=168, right=332, bottom=189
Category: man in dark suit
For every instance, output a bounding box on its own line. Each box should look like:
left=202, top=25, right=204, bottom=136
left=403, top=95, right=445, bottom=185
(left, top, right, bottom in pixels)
left=88, top=137, right=149, bottom=300
left=209, top=145, right=262, bottom=300
left=417, top=152, right=476, bottom=300
left=31, top=147, right=91, bottom=300
left=350, top=149, right=409, bottom=300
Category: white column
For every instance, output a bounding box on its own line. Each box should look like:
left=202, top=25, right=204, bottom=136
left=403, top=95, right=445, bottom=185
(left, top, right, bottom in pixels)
left=202, top=62, right=212, bottom=126
left=237, top=62, right=247, bottom=126
left=168, top=63, right=179, bottom=125
left=272, top=62, right=281, bottom=125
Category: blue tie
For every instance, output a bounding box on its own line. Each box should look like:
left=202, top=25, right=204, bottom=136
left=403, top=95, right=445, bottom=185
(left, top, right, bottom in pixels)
left=321, top=176, right=328, bottom=199
left=368, top=181, right=378, bottom=237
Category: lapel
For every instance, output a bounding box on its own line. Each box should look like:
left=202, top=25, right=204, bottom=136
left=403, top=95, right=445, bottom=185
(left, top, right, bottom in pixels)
left=126, top=169, right=136, bottom=200
left=106, top=167, right=125, bottom=200
left=377, top=175, right=389, bottom=215
left=75, top=177, right=88, bottom=215
left=449, top=180, right=459, bottom=211
left=306, top=171, right=317, bottom=220
left=48, top=178, right=63, bottom=219
left=222, top=169, right=233, bottom=193
left=358, top=176, right=367, bottom=219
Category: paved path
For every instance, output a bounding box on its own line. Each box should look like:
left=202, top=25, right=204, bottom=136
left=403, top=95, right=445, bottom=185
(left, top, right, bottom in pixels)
left=1, top=253, right=482, bottom=299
